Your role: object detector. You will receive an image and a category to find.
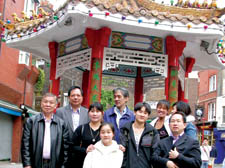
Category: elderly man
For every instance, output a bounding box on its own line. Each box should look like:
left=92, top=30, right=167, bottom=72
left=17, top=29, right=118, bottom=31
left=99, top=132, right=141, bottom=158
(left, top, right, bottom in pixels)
left=21, top=93, right=69, bottom=168
left=152, top=112, right=201, bottom=168
left=104, top=87, right=135, bottom=143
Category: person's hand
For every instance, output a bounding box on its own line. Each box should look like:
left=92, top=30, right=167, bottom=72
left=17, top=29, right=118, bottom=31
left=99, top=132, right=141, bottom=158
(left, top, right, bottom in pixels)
left=86, top=144, right=95, bottom=153
left=166, top=160, right=179, bottom=168
left=24, top=166, right=32, bottom=168
left=169, top=147, right=179, bottom=159
left=119, top=145, right=126, bottom=152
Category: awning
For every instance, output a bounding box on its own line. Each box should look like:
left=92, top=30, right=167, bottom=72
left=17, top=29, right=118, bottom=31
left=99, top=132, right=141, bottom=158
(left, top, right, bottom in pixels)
left=0, top=100, right=39, bottom=116
left=0, top=100, right=22, bottom=116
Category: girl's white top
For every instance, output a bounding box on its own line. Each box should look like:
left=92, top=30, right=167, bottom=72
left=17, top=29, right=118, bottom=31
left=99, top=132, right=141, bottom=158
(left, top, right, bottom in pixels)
left=83, top=140, right=123, bottom=168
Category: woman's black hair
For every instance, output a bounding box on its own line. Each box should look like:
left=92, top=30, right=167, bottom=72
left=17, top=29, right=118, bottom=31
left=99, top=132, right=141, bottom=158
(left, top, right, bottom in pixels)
left=88, top=102, right=103, bottom=112
left=134, top=102, right=151, bottom=115
left=99, top=122, right=115, bottom=134
left=156, top=100, right=170, bottom=110
left=173, top=101, right=192, bottom=116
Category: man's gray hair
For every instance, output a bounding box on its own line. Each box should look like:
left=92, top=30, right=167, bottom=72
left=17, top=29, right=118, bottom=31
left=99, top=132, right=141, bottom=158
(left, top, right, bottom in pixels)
left=42, top=93, right=58, bottom=103
left=113, top=87, right=129, bottom=97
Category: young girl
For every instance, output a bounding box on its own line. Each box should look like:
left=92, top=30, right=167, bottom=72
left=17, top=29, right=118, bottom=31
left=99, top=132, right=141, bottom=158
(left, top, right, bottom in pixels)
left=83, top=123, right=123, bottom=168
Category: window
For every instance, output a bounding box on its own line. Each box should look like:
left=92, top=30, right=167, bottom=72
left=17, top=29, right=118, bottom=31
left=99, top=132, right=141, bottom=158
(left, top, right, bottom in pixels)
left=19, top=51, right=30, bottom=66
left=223, top=106, right=225, bottom=123
left=63, top=93, right=69, bottom=106
left=209, top=75, right=216, bottom=92
left=24, top=0, right=36, bottom=17
left=208, top=102, right=216, bottom=121
left=35, top=59, right=45, bottom=68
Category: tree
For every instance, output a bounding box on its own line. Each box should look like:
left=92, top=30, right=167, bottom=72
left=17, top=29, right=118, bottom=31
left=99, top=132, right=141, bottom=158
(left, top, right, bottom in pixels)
left=101, top=89, right=114, bottom=111
left=35, top=68, right=45, bottom=96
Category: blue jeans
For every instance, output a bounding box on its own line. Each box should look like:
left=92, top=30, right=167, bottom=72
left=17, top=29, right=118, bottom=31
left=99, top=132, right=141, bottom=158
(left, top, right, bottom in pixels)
left=201, top=161, right=208, bottom=168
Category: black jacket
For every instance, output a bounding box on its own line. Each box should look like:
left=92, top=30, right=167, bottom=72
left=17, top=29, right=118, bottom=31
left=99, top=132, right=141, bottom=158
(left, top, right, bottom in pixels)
left=120, top=122, right=159, bottom=168
left=21, top=113, right=69, bottom=168
left=152, top=134, right=201, bottom=168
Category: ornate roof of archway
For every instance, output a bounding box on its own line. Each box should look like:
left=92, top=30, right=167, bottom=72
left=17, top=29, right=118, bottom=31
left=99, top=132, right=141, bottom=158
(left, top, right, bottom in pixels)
left=1, top=0, right=225, bottom=70
left=1, top=0, right=224, bottom=36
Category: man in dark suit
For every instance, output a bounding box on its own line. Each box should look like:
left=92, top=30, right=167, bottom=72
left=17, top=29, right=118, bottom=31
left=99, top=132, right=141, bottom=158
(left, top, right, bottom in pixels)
left=152, top=111, right=201, bottom=168
left=56, top=86, right=89, bottom=168
left=56, top=86, right=89, bottom=142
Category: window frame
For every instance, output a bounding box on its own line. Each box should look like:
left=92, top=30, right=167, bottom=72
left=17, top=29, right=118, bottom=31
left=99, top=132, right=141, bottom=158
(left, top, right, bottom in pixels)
left=209, top=75, right=216, bottom=92
left=24, top=0, right=37, bottom=17
left=19, top=51, right=30, bottom=66
left=223, top=106, right=225, bottom=123
left=208, top=102, right=216, bottom=121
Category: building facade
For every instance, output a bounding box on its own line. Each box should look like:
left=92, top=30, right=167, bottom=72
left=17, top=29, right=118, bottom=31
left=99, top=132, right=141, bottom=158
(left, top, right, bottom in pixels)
left=0, top=0, right=39, bottom=162
left=197, top=69, right=225, bottom=163
left=216, top=69, right=225, bottom=127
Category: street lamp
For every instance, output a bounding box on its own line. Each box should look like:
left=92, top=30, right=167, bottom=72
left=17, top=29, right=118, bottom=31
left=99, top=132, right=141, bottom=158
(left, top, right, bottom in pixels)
left=20, top=104, right=29, bottom=118
left=195, top=106, right=204, bottom=142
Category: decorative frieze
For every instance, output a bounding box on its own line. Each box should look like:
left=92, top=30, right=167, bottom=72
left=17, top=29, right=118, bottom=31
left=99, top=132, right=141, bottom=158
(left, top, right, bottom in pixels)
left=56, top=48, right=91, bottom=78
left=103, top=47, right=168, bottom=77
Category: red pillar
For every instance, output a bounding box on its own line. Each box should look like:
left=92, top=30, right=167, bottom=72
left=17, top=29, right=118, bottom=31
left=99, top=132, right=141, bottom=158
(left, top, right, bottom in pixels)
left=180, top=57, right=195, bottom=102
left=48, top=42, right=60, bottom=96
left=178, top=80, right=186, bottom=102
left=82, top=70, right=89, bottom=108
left=165, top=36, right=186, bottom=111
left=85, top=27, right=112, bottom=106
left=134, top=67, right=143, bottom=105
left=185, top=57, right=195, bottom=78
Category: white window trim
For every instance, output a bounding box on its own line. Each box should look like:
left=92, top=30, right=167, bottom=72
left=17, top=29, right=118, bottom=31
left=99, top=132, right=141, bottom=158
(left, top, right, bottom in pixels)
left=223, top=106, right=225, bottom=123
left=19, top=51, right=30, bottom=66
left=24, top=0, right=37, bottom=17
left=63, top=93, right=69, bottom=106
left=208, top=102, right=216, bottom=121
left=209, top=75, right=216, bottom=92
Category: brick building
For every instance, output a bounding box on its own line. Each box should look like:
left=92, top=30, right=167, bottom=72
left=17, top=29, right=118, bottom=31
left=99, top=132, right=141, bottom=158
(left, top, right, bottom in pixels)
left=0, top=0, right=39, bottom=162
left=196, top=70, right=218, bottom=143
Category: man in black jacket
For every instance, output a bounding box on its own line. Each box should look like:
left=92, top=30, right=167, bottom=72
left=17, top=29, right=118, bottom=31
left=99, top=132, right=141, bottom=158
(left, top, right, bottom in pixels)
left=152, top=112, right=201, bottom=168
left=21, top=93, right=69, bottom=168
left=120, top=102, right=159, bottom=168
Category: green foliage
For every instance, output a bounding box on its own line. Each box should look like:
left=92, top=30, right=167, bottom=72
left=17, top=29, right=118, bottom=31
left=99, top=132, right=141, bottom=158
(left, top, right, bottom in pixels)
left=101, top=89, right=114, bottom=111
left=35, top=68, right=45, bottom=92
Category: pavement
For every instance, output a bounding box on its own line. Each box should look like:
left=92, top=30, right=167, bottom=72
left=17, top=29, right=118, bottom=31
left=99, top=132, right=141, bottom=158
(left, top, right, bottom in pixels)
left=0, top=161, right=22, bottom=168
left=0, top=161, right=223, bottom=168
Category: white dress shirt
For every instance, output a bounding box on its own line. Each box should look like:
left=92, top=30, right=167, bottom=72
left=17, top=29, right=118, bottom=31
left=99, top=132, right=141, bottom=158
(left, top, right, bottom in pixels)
left=114, top=106, right=127, bottom=128
left=43, top=116, right=52, bottom=159
left=71, top=106, right=80, bottom=131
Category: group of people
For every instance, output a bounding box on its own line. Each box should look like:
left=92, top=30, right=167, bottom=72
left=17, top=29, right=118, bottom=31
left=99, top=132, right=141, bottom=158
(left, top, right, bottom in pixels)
left=21, top=86, right=203, bottom=168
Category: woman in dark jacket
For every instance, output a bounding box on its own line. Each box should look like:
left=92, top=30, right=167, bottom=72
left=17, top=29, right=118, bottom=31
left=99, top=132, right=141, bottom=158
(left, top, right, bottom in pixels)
left=71, top=102, right=103, bottom=168
left=120, top=102, right=159, bottom=168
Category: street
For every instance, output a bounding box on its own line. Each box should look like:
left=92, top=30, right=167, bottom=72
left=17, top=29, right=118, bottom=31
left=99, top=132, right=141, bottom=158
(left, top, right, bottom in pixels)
left=0, top=161, right=224, bottom=168
left=0, top=162, right=22, bottom=168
